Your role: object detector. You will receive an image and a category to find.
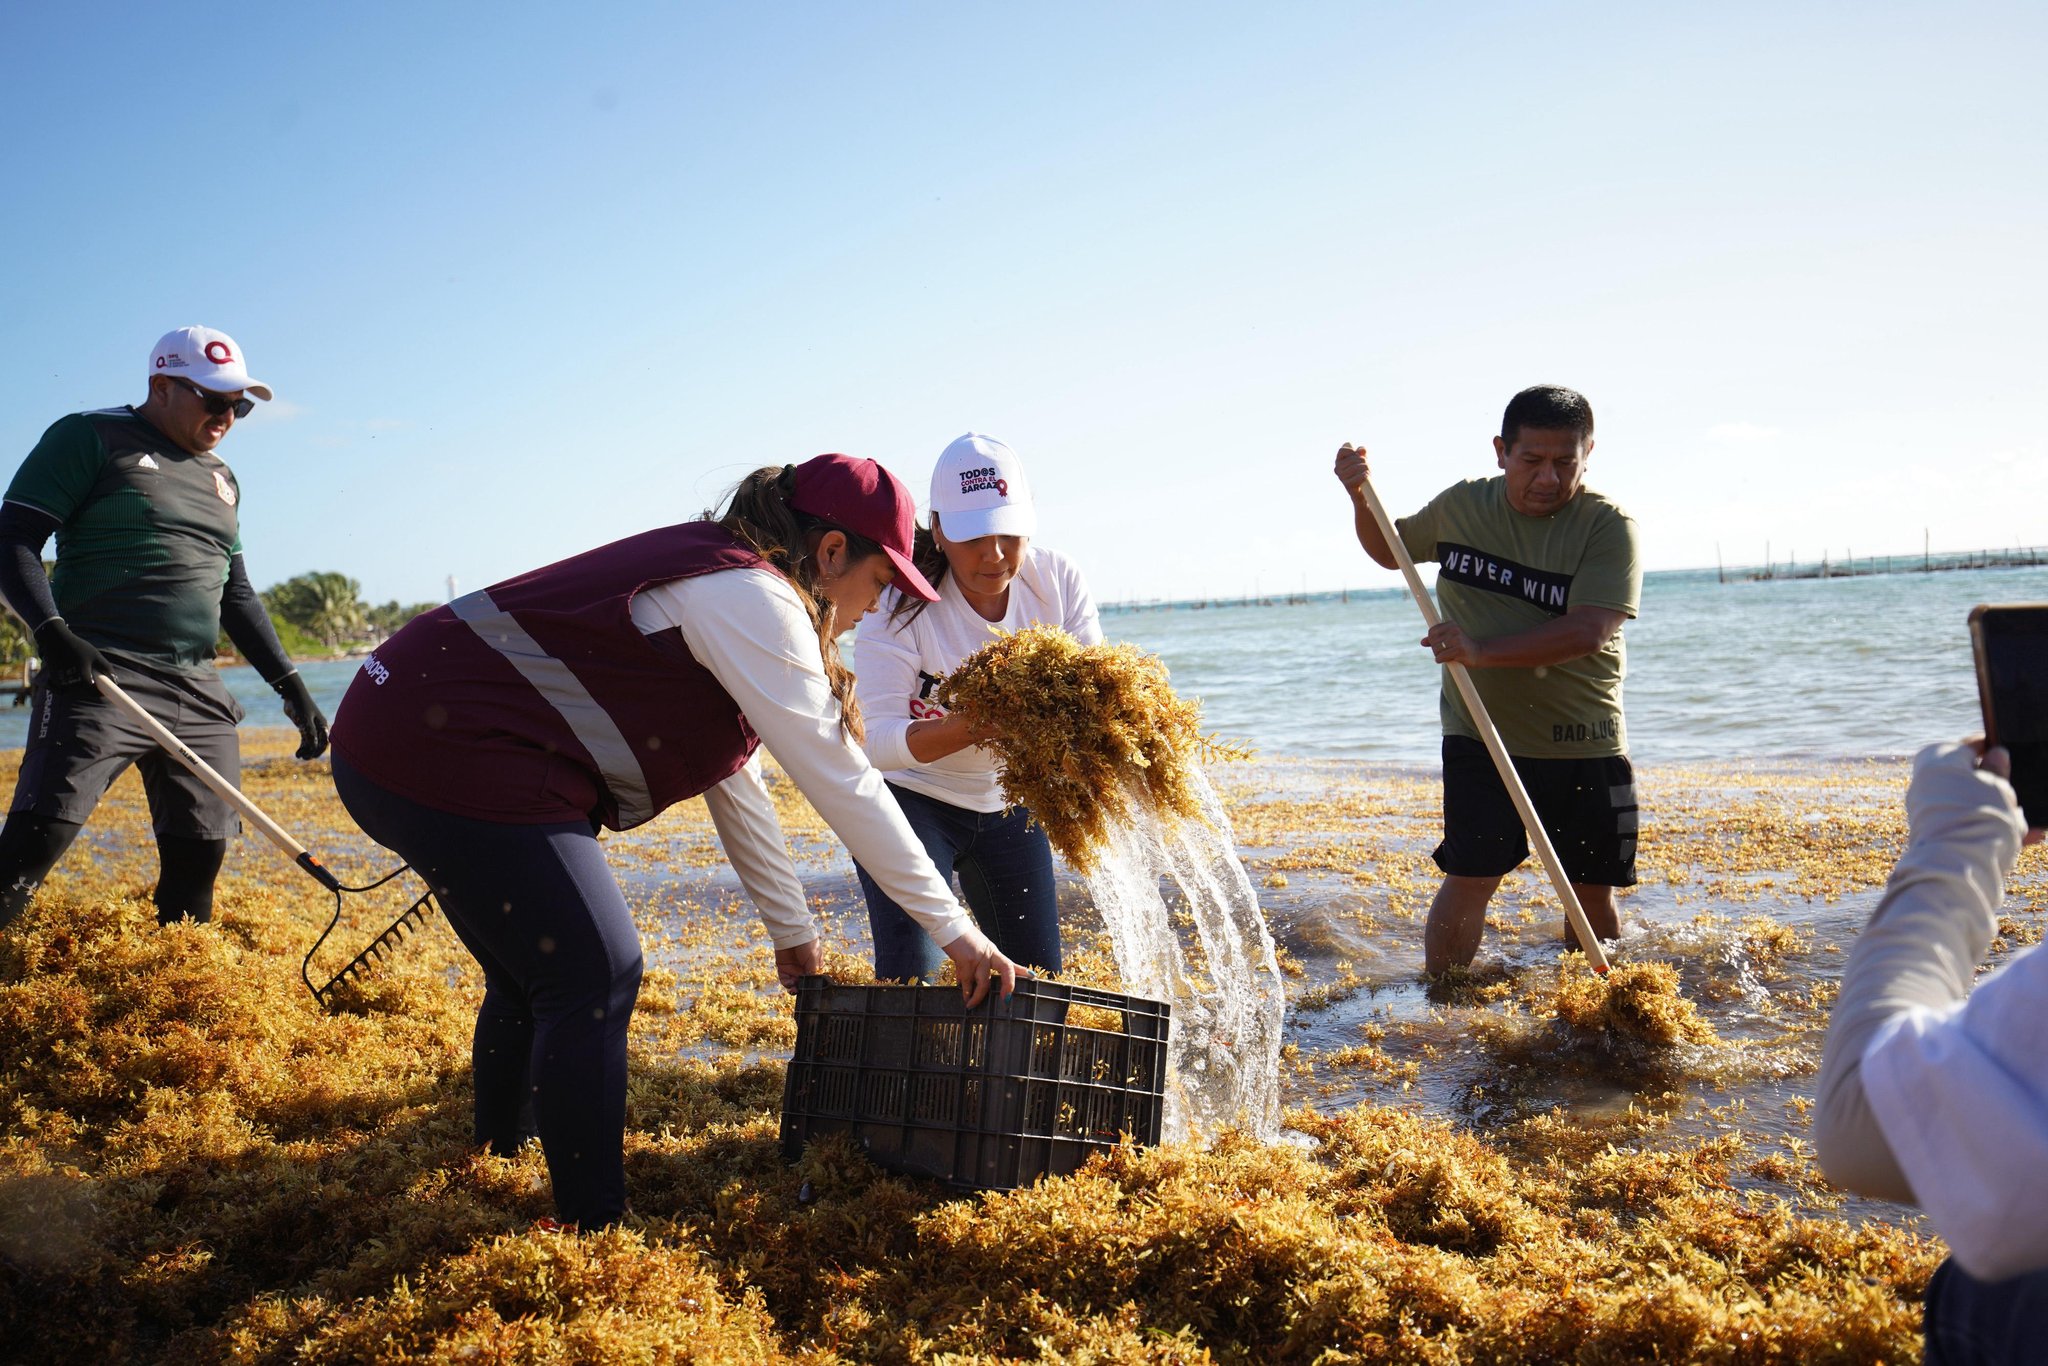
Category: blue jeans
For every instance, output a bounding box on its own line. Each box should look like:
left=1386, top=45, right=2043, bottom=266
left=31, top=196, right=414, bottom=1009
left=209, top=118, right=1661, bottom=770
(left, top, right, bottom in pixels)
left=333, top=754, right=643, bottom=1229
left=1925, top=1258, right=2048, bottom=1365
left=856, top=782, right=1062, bottom=981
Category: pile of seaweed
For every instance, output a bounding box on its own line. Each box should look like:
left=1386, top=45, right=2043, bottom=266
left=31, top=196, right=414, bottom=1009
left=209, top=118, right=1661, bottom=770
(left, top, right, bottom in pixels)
left=0, top=735, right=1939, bottom=1363
left=937, top=625, right=1245, bottom=873
left=1552, top=952, right=1721, bottom=1046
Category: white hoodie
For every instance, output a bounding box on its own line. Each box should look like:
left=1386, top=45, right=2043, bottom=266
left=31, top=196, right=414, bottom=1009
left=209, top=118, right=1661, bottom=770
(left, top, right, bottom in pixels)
left=853, top=544, right=1101, bottom=813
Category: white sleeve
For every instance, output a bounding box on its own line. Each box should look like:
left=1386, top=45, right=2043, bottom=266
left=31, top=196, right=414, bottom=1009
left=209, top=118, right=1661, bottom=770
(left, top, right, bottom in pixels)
left=667, top=570, right=973, bottom=947
left=1862, top=946, right=2048, bottom=1282
left=852, top=594, right=923, bottom=773
left=699, top=754, right=816, bottom=950
left=1814, top=742, right=2046, bottom=1281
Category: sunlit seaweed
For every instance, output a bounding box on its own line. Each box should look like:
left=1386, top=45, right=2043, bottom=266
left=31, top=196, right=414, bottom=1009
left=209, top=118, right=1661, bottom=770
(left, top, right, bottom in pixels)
left=936, top=625, right=1247, bottom=874
left=1553, top=952, right=1721, bottom=1046
left=0, top=732, right=1956, bottom=1363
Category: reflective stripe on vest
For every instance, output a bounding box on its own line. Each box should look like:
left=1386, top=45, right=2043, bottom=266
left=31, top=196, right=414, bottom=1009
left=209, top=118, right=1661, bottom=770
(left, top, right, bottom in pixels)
left=449, top=589, right=655, bottom=826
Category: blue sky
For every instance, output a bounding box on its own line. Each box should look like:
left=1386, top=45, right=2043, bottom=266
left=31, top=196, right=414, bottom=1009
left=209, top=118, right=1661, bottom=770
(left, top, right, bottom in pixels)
left=2, top=3, right=2041, bottom=605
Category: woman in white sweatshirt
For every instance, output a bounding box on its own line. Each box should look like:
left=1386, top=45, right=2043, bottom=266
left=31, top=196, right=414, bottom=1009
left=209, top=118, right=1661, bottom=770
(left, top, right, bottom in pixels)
left=1814, top=739, right=2047, bottom=1363
left=850, top=434, right=1102, bottom=980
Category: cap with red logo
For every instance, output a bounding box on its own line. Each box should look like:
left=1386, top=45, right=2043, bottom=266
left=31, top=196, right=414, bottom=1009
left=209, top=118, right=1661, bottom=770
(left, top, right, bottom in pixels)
left=148, top=326, right=273, bottom=401
left=787, top=454, right=939, bottom=602
left=930, top=432, right=1035, bottom=542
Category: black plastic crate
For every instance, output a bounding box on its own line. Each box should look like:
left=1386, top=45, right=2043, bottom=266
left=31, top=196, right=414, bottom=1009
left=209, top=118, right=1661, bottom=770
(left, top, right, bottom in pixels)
left=780, top=975, right=1171, bottom=1191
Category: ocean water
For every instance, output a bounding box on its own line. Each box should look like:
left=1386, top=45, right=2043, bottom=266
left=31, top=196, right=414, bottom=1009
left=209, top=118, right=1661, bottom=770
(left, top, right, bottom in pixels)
left=1105, top=564, right=2048, bottom=767
left=1, top=562, right=2040, bottom=761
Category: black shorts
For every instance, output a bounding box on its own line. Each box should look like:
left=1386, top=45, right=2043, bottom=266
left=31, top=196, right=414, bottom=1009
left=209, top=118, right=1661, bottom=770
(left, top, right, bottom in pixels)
left=1432, top=735, right=1638, bottom=886
left=10, top=657, right=245, bottom=840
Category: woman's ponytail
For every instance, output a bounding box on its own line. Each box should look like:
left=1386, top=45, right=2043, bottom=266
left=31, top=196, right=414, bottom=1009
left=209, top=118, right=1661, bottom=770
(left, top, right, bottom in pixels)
left=716, top=467, right=865, bottom=741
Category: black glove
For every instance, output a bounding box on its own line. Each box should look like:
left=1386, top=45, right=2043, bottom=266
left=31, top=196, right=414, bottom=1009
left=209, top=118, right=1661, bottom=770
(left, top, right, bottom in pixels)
left=32, top=619, right=113, bottom=695
left=272, top=671, right=330, bottom=760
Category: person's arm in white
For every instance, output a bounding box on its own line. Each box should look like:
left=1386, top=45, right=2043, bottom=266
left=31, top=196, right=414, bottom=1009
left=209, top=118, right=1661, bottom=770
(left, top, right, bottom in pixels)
left=1815, top=742, right=2048, bottom=1280
left=852, top=596, right=926, bottom=772
left=698, top=755, right=823, bottom=987
left=631, top=588, right=829, bottom=988
left=854, top=586, right=989, bottom=766
left=647, top=570, right=1017, bottom=1001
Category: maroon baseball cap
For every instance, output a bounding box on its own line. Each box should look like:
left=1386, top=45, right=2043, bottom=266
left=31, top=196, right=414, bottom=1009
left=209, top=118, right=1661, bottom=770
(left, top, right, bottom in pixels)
left=787, top=454, right=939, bottom=602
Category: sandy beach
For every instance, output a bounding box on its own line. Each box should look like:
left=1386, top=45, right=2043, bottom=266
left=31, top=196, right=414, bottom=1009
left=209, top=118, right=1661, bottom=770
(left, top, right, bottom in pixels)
left=3, top=728, right=2041, bottom=1362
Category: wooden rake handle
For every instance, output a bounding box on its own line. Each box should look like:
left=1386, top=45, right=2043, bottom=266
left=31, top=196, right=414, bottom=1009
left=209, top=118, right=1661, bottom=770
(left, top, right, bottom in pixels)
left=94, top=674, right=341, bottom=893
left=1351, top=468, right=1611, bottom=973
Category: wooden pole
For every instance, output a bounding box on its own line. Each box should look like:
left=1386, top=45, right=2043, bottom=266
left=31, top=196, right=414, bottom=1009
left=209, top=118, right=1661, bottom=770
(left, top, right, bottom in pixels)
left=1352, top=471, right=1612, bottom=972
left=94, top=676, right=340, bottom=890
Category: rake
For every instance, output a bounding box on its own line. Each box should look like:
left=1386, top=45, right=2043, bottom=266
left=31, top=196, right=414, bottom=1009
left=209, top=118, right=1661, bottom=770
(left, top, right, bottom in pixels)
left=93, top=674, right=439, bottom=1006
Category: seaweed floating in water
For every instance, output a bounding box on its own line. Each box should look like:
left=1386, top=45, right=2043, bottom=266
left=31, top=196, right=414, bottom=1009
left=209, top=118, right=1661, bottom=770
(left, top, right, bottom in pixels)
left=1552, top=952, right=1720, bottom=1046
left=937, top=624, right=1247, bottom=874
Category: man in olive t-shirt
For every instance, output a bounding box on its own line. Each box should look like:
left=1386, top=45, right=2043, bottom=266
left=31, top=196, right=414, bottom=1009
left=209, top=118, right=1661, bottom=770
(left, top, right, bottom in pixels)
left=0, top=327, right=328, bottom=933
left=1334, top=385, right=1643, bottom=973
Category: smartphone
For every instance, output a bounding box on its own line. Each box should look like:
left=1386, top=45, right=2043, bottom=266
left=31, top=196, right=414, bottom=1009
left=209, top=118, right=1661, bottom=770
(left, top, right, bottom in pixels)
left=1969, top=603, right=2048, bottom=828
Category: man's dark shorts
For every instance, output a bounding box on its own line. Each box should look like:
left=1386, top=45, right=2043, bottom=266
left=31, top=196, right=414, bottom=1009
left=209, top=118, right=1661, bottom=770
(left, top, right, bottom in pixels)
left=11, top=657, right=245, bottom=839
left=1433, top=735, right=1638, bottom=886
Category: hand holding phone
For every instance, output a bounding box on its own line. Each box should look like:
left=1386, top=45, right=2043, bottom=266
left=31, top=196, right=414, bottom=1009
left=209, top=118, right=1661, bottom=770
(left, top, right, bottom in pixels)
left=1969, top=604, right=2048, bottom=829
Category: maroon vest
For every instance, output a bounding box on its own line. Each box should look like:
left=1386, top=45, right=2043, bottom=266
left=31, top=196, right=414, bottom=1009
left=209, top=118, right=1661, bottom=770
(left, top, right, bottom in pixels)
left=331, top=523, right=773, bottom=830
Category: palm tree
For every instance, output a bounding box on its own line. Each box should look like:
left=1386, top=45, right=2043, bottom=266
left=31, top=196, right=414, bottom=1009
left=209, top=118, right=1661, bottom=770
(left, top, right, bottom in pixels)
left=264, top=573, right=369, bottom=651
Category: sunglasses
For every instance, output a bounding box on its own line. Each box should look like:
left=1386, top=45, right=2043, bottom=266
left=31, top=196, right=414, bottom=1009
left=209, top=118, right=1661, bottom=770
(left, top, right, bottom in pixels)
left=168, top=376, right=255, bottom=420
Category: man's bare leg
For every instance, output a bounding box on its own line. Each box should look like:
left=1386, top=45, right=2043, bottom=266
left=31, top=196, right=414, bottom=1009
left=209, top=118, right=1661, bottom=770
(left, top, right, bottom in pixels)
left=1560, top=882, right=1619, bottom=949
left=1424, top=874, right=1504, bottom=974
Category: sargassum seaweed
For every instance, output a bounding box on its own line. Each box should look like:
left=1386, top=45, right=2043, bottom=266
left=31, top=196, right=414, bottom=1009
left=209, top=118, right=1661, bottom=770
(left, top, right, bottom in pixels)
left=937, top=624, right=1245, bottom=874
left=1552, top=951, right=1720, bottom=1046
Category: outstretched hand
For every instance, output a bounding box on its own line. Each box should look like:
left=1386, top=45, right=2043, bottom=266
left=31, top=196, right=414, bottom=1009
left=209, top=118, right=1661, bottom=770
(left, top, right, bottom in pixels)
left=1971, top=739, right=2045, bottom=846
left=941, top=925, right=1024, bottom=1008
left=774, top=938, right=825, bottom=992
left=1333, top=443, right=1371, bottom=494
left=274, top=672, right=331, bottom=760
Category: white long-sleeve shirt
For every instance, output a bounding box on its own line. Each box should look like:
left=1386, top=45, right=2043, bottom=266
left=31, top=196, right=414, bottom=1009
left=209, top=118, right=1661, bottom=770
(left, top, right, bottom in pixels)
left=852, top=544, right=1101, bottom=813
left=630, top=567, right=973, bottom=953
left=1814, top=742, right=2046, bottom=1282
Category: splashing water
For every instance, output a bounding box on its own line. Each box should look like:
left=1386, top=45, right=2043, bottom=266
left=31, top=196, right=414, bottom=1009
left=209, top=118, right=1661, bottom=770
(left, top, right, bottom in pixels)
left=1083, top=767, right=1286, bottom=1143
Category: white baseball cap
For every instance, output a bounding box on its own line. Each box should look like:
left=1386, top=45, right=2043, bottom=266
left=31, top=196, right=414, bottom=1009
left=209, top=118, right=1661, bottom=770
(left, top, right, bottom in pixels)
left=930, top=433, right=1035, bottom=541
left=148, top=326, right=273, bottom=401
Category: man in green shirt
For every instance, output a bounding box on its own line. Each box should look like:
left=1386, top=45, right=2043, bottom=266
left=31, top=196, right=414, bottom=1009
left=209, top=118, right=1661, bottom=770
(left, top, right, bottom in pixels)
left=0, top=326, right=327, bottom=932
left=1334, top=386, right=1642, bottom=973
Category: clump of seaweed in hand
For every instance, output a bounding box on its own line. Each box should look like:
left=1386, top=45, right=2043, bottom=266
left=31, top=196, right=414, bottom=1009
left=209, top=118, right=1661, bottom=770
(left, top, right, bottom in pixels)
left=1553, top=952, right=1719, bottom=1046
left=936, top=625, right=1246, bottom=873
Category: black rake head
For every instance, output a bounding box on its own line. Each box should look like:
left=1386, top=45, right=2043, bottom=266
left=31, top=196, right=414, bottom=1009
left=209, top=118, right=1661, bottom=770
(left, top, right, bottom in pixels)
left=301, top=881, right=439, bottom=1010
